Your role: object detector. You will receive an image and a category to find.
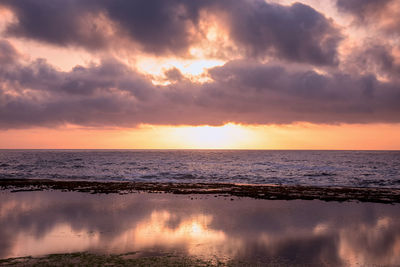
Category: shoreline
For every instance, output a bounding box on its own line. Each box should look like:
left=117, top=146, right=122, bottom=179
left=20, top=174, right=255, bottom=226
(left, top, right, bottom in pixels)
left=1, top=178, right=400, bottom=203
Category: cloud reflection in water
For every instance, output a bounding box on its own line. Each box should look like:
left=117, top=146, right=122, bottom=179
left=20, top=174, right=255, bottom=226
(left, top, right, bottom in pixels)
left=0, top=191, right=399, bottom=265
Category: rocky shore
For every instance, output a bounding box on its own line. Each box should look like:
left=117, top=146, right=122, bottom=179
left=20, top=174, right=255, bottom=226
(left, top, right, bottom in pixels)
left=1, top=178, right=400, bottom=203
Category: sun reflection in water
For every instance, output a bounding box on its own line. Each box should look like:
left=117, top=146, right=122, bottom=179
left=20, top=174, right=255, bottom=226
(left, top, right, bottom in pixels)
left=131, top=211, right=235, bottom=258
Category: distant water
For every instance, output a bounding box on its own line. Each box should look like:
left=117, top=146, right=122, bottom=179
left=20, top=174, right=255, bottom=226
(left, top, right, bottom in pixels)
left=0, top=150, right=399, bottom=188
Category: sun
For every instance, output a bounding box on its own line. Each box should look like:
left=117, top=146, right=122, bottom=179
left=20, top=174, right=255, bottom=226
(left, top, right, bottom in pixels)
left=170, top=123, right=254, bottom=149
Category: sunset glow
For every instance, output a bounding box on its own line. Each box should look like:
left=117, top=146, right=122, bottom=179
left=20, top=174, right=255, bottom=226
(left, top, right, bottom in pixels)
left=169, top=124, right=255, bottom=149
left=0, top=0, right=399, bottom=149
left=1, top=123, right=399, bottom=150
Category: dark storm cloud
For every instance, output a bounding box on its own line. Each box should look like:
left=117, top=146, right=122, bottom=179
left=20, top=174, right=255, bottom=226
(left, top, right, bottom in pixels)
left=0, top=0, right=108, bottom=50
left=336, top=0, right=392, bottom=21
left=0, top=54, right=156, bottom=128
left=0, top=39, right=18, bottom=64
left=0, top=0, right=202, bottom=54
left=224, top=1, right=342, bottom=65
left=1, top=40, right=400, bottom=129
left=0, top=0, right=341, bottom=64
left=206, top=60, right=400, bottom=124
left=346, top=43, right=400, bottom=78
left=164, top=68, right=184, bottom=82
left=336, top=0, right=400, bottom=35
left=101, top=0, right=208, bottom=55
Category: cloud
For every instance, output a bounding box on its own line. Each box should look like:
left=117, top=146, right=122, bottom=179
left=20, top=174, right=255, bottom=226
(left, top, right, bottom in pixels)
left=336, top=0, right=392, bottom=21
left=0, top=0, right=341, bottom=64
left=0, top=0, right=109, bottom=50
left=0, top=0, right=209, bottom=55
left=0, top=52, right=157, bottom=128
left=222, top=1, right=342, bottom=65
left=101, top=0, right=207, bottom=55
left=206, top=60, right=400, bottom=124
left=164, top=68, right=184, bottom=82
left=336, top=0, right=400, bottom=35
left=345, top=42, right=400, bottom=78
left=1, top=40, right=400, bottom=129
left=0, top=39, right=18, bottom=64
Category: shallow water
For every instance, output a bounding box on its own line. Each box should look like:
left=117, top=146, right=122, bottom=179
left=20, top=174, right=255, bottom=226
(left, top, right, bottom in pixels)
left=0, top=191, right=399, bottom=266
left=1, top=150, right=400, bottom=188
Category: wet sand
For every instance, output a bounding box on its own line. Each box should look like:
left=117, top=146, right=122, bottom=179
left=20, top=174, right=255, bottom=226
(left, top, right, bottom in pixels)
left=1, top=178, right=400, bottom=203
left=0, top=189, right=400, bottom=266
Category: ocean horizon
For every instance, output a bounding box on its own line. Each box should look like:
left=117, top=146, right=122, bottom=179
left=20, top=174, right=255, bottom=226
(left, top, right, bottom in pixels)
left=1, top=149, right=399, bottom=189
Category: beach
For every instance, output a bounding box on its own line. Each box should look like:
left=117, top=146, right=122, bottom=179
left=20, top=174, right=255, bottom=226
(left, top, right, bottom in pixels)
left=1, top=180, right=400, bottom=266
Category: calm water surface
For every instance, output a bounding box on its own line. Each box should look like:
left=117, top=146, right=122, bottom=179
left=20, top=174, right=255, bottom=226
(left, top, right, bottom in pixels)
left=0, top=191, right=399, bottom=266
left=1, top=150, right=400, bottom=188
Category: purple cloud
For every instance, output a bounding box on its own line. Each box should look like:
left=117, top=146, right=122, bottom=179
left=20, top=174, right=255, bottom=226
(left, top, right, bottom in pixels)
left=0, top=0, right=341, bottom=64
left=1, top=40, right=399, bottom=129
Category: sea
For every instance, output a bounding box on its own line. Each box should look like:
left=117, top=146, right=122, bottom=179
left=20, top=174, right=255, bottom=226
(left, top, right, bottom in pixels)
left=0, top=150, right=399, bottom=188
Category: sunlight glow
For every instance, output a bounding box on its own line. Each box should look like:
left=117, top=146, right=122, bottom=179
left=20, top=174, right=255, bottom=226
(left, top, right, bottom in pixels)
left=1, top=123, right=400, bottom=150
left=170, top=123, right=255, bottom=149
left=131, top=211, right=232, bottom=259
left=135, top=56, right=225, bottom=84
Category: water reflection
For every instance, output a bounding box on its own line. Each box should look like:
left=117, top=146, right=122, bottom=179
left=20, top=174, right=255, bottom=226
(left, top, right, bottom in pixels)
left=0, top=191, right=399, bottom=266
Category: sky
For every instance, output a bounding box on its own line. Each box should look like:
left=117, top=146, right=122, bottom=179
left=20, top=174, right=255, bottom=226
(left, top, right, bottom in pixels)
left=0, top=0, right=399, bottom=149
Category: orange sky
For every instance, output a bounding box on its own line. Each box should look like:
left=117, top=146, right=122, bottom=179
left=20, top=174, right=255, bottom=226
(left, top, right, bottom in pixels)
left=1, top=123, right=399, bottom=150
